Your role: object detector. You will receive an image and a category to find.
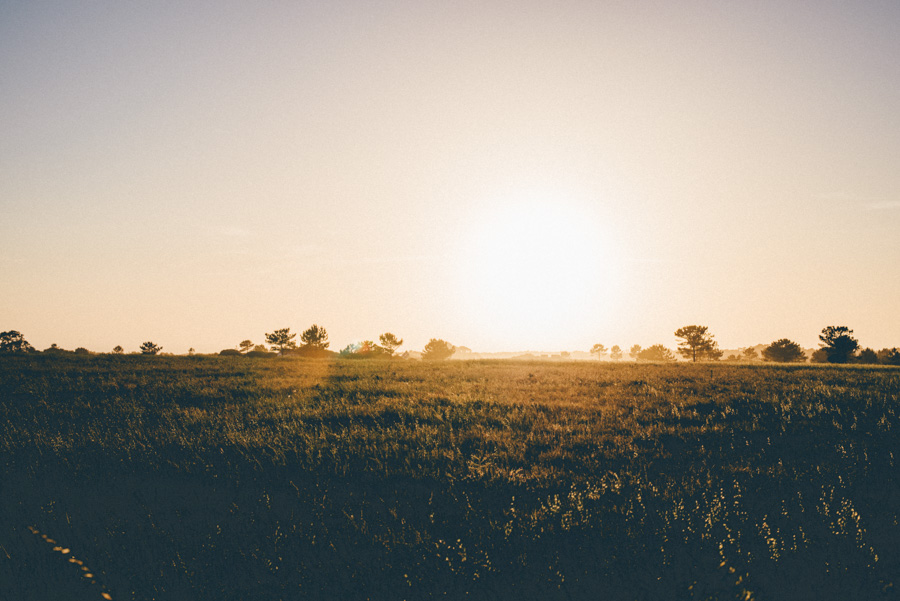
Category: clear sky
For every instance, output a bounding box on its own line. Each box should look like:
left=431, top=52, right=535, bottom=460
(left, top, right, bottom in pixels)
left=2, top=1, right=899, bottom=354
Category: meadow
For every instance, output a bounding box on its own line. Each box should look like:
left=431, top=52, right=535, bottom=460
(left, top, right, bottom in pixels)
left=1, top=355, right=898, bottom=600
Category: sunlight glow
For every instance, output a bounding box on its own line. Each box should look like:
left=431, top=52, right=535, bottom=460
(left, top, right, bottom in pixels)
left=458, top=189, right=620, bottom=349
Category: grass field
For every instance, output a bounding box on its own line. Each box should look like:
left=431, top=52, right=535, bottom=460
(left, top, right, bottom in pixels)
left=1, top=355, right=898, bottom=600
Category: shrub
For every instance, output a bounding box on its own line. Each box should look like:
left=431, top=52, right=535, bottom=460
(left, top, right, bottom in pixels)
left=637, top=344, right=675, bottom=362
left=762, top=339, right=806, bottom=363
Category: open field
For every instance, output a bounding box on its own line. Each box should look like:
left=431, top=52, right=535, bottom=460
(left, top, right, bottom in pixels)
left=1, top=355, right=898, bottom=600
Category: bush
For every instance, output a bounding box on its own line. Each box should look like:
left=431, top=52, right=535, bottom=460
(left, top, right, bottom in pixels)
left=878, top=348, right=900, bottom=366
left=422, top=339, right=455, bottom=361
left=637, top=344, right=675, bottom=362
left=246, top=350, right=275, bottom=358
left=810, top=349, right=829, bottom=363
left=762, top=339, right=806, bottom=363
left=856, top=348, right=878, bottom=364
left=285, top=346, right=334, bottom=358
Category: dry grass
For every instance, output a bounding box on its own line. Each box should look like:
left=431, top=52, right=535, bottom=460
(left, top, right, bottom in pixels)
left=1, top=355, right=898, bottom=600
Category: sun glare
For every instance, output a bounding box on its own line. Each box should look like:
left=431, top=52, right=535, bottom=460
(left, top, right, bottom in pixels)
left=458, top=191, right=619, bottom=349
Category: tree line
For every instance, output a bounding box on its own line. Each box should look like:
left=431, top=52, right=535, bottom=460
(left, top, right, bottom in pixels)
left=0, top=327, right=457, bottom=361
left=590, top=325, right=900, bottom=365
left=2, top=324, right=898, bottom=365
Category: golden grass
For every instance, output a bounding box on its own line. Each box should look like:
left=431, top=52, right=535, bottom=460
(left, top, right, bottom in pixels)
left=1, top=355, right=898, bottom=600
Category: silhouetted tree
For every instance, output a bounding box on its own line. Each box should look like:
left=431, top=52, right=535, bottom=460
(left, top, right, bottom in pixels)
left=300, top=324, right=329, bottom=350
left=741, top=347, right=758, bottom=361
left=856, top=348, right=878, bottom=364
left=819, top=326, right=859, bottom=364
left=247, top=344, right=274, bottom=358
left=810, top=348, right=828, bottom=363
left=44, top=343, right=69, bottom=355
left=637, top=344, right=675, bottom=362
left=705, top=342, right=724, bottom=361
left=140, top=341, right=162, bottom=355
left=188, top=347, right=195, bottom=356
left=762, top=339, right=806, bottom=363
left=590, top=344, right=608, bottom=360
left=219, top=349, right=242, bottom=356
left=629, top=344, right=642, bottom=360
left=238, top=340, right=254, bottom=354
left=379, top=333, right=403, bottom=356
left=610, top=345, right=623, bottom=361
left=422, top=339, right=455, bottom=361
left=877, top=348, right=900, bottom=366
left=265, top=328, right=297, bottom=355
left=674, top=325, right=718, bottom=362
left=74, top=347, right=90, bottom=355
left=112, top=345, right=124, bottom=354
left=0, top=331, right=34, bottom=353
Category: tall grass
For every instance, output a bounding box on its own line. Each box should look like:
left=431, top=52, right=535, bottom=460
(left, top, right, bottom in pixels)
left=1, top=355, right=898, bottom=599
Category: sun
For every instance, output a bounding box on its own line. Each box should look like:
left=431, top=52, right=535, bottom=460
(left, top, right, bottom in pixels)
left=457, top=191, right=619, bottom=350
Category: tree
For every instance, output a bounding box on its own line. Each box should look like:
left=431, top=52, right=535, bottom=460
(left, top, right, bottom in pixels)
left=247, top=345, right=274, bottom=358
left=705, top=342, right=724, bottom=361
left=674, top=325, right=718, bottom=362
left=590, top=344, right=608, bottom=360
left=810, top=349, right=828, bottom=363
left=877, top=348, right=900, bottom=366
left=265, top=328, right=297, bottom=355
left=629, top=344, right=642, bottom=360
left=339, top=340, right=391, bottom=359
left=359, top=340, right=378, bottom=353
left=762, top=339, right=806, bottom=363
left=339, top=343, right=361, bottom=356
left=238, top=340, right=254, bottom=354
left=0, top=330, right=34, bottom=353
left=856, top=348, right=878, bottom=364
left=637, top=344, right=675, bottom=362
left=247, top=351, right=274, bottom=359
left=379, top=332, right=403, bottom=356
left=188, top=347, right=195, bottom=356
left=422, top=339, right=455, bottom=361
left=300, top=324, right=329, bottom=350
left=140, top=341, right=162, bottom=355
left=819, top=326, right=859, bottom=364
left=112, top=345, right=124, bottom=355
left=741, top=347, right=758, bottom=361
left=74, top=347, right=91, bottom=355
left=610, top=345, right=623, bottom=361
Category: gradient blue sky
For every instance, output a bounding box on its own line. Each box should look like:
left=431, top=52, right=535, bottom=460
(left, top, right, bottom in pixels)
left=2, top=1, right=899, bottom=353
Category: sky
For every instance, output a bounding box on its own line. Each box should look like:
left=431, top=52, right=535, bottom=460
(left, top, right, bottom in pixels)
left=2, top=0, right=899, bottom=354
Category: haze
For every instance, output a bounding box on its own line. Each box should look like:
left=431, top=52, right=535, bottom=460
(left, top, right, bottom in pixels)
left=2, top=1, right=898, bottom=354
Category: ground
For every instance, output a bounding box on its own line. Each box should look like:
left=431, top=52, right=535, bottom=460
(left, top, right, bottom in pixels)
left=1, top=355, right=898, bottom=600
